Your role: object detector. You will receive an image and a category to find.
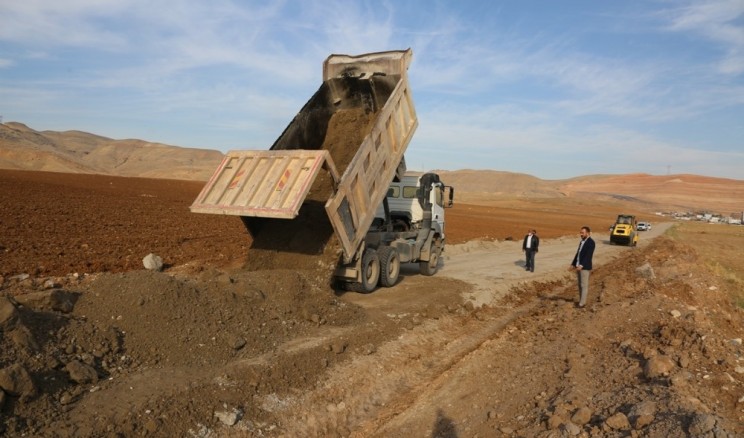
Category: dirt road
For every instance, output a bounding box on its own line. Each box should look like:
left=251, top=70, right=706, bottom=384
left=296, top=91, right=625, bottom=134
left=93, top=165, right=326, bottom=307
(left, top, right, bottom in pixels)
left=441, top=224, right=670, bottom=307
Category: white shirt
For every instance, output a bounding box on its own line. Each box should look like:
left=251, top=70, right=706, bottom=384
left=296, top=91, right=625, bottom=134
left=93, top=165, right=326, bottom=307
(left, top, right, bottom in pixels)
left=575, top=239, right=586, bottom=267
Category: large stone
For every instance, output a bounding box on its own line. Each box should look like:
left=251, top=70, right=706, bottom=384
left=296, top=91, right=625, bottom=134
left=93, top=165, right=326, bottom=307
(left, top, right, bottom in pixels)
left=635, top=263, right=655, bottom=279
left=688, top=413, right=716, bottom=435
left=10, top=325, right=39, bottom=352
left=628, top=401, right=656, bottom=429
left=561, top=422, right=581, bottom=436
left=143, top=253, right=164, bottom=271
left=547, top=414, right=565, bottom=429
left=605, top=412, right=630, bottom=430
left=0, top=296, right=19, bottom=329
left=571, top=406, right=592, bottom=425
left=65, top=360, right=99, bottom=384
left=0, top=363, right=36, bottom=397
left=214, top=407, right=243, bottom=426
left=644, top=355, right=675, bottom=379
left=13, top=289, right=76, bottom=313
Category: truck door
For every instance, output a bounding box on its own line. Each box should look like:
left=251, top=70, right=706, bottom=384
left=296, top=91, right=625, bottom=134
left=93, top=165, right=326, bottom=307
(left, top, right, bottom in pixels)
left=430, top=183, right=446, bottom=235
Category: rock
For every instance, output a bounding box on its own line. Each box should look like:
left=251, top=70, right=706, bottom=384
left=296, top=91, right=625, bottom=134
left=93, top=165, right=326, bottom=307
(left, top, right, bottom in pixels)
left=670, top=309, right=682, bottom=318
left=628, top=401, right=656, bottom=429
left=0, top=296, right=19, bottom=329
left=678, top=354, right=690, bottom=369
left=735, top=366, right=744, bottom=374
left=487, top=410, right=498, bottom=420
left=65, top=360, right=99, bottom=384
left=13, top=289, right=75, bottom=313
left=331, top=340, right=347, bottom=354
left=644, top=355, right=675, bottom=379
left=214, top=407, right=243, bottom=426
left=59, top=392, right=75, bottom=405
left=730, top=338, right=743, bottom=346
left=605, top=412, right=630, bottom=430
left=562, top=422, right=581, bottom=436
left=688, top=413, right=716, bottom=435
left=10, top=273, right=30, bottom=282
left=635, top=263, right=655, bottom=279
left=43, top=278, right=61, bottom=289
left=0, top=363, right=37, bottom=398
left=231, top=336, right=246, bottom=350
left=571, top=406, right=592, bottom=425
left=144, top=418, right=161, bottom=433
left=547, top=414, right=564, bottom=430
left=10, top=325, right=39, bottom=352
left=142, top=253, right=164, bottom=271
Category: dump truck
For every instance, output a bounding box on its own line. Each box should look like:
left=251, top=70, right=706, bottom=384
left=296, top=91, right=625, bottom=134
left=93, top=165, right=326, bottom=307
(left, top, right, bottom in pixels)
left=190, top=49, right=454, bottom=292
left=610, top=214, right=638, bottom=246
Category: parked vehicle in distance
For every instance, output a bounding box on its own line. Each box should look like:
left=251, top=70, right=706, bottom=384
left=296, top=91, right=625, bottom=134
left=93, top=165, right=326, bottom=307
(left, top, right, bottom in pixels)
left=637, top=221, right=651, bottom=231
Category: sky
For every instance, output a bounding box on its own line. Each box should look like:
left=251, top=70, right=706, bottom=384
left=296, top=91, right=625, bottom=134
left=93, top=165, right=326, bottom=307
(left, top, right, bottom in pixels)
left=1, top=0, right=743, bottom=180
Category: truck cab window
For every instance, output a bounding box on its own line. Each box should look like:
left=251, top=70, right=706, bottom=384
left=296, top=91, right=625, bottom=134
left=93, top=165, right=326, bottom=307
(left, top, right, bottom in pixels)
left=402, top=186, right=417, bottom=198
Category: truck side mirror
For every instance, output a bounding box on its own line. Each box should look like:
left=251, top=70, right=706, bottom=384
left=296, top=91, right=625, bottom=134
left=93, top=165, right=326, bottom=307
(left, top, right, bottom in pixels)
left=445, top=186, right=454, bottom=208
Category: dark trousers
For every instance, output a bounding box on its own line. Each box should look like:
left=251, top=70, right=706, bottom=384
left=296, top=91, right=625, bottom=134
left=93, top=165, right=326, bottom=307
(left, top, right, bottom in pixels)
left=525, top=249, right=536, bottom=272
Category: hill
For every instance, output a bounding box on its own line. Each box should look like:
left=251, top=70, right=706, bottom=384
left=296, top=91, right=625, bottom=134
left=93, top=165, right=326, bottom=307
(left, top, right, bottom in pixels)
left=0, top=122, right=222, bottom=180
left=1, top=122, right=742, bottom=213
left=438, top=170, right=744, bottom=214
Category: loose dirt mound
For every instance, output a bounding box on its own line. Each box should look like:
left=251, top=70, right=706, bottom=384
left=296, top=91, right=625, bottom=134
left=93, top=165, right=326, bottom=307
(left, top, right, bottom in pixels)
left=243, top=107, right=377, bottom=278
left=0, top=266, right=370, bottom=437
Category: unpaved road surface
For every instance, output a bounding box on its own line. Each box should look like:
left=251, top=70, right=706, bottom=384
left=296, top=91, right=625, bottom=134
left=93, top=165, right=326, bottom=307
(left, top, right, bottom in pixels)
left=1, top=170, right=742, bottom=437
left=441, top=225, right=670, bottom=307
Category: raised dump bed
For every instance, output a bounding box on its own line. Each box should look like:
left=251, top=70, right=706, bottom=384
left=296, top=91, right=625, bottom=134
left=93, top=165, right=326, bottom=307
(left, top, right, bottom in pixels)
left=191, top=49, right=418, bottom=276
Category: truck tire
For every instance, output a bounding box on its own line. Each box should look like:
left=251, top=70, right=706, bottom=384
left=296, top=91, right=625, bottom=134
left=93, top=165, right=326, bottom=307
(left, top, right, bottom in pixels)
left=419, top=241, right=440, bottom=276
left=346, top=249, right=380, bottom=293
left=378, top=246, right=400, bottom=287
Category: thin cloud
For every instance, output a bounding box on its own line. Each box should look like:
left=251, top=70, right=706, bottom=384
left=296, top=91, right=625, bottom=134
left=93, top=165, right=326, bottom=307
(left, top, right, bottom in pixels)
left=663, top=0, right=744, bottom=74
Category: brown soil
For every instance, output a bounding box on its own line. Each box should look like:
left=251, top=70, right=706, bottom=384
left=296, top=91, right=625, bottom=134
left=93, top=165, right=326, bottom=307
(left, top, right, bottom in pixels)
left=242, top=107, right=376, bottom=275
left=1, top=169, right=742, bottom=437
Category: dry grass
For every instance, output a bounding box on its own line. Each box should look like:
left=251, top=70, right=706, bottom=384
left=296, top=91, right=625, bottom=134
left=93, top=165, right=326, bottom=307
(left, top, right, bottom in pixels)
left=667, top=221, right=744, bottom=308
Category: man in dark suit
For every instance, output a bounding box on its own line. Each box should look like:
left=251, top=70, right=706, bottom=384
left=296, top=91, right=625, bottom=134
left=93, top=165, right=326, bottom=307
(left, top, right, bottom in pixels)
left=522, top=229, right=539, bottom=272
left=569, top=226, right=595, bottom=308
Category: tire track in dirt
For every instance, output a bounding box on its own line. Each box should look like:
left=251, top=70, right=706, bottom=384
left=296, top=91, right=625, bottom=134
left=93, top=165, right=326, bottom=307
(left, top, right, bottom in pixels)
left=272, top=305, right=529, bottom=436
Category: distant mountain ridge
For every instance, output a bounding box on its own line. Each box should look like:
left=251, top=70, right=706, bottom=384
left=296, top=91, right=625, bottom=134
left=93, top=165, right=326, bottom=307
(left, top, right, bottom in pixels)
left=0, top=122, right=223, bottom=180
left=1, top=122, right=742, bottom=213
left=437, top=169, right=744, bottom=213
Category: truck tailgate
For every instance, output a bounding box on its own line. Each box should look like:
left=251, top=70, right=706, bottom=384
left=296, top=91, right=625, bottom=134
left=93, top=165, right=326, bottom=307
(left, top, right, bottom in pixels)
left=190, top=150, right=339, bottom=219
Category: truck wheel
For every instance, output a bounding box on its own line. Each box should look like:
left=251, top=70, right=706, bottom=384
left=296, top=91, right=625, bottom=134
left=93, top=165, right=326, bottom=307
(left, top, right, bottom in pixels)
left=346, top=249, right=380, bottom=293
left=378, top=246, right=400, bottom=287
left=419, top=242, right=440, bottom=276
